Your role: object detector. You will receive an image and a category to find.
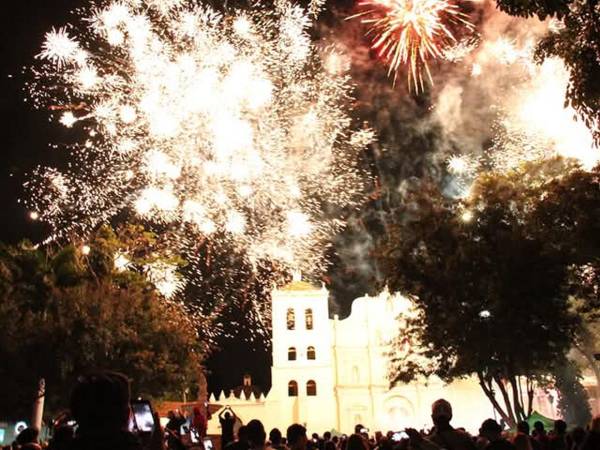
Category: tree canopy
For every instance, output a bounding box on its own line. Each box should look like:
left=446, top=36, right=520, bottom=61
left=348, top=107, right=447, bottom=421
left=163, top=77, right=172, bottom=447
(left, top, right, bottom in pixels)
left=379, top=159, right=600, bottom=426
left=0, top=225, right=204, bottom=421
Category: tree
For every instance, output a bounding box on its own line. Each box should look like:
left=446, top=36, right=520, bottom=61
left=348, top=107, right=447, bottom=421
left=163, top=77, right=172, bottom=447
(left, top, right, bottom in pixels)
left=0, top=225, right=204, bottom=421
left=530, top=166, right=600, bottom=411
left=554, top=362, right=592, bottom=425
left=378, top=160, right=582, bottom=427
left=496, top=0, right=600, bottom=145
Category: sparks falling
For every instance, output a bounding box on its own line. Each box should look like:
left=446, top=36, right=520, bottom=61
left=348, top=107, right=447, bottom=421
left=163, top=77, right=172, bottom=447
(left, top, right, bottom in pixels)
left=441, top=35, right=598, bottom=198
left=27, top=0, right=372, bottom=289
left=351, top=0, right=474, bottom=92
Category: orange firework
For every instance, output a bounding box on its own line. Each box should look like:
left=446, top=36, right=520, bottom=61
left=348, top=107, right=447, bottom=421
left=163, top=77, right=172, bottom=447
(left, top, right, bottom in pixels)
left=352, top=0, right=474, bottom=92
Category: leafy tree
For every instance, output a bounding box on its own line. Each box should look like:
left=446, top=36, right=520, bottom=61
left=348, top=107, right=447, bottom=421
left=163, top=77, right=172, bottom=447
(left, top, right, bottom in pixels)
left=495, top=0, right=574, bottom=19
left=496, top=0, right=600, bottom=145
left=378, top=160, right=582, bottom=427
left=554, top=362, right=592, bottom=425
left=0, top=225, right=204, bottom=421
left=529, top=166, right=600, bottom=409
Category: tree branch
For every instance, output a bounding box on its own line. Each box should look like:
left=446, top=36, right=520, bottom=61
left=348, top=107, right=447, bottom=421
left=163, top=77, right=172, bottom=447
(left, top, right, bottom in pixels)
left=494, top=374, right=516, bottom=426
left=478, top=371, right=511, bottom=424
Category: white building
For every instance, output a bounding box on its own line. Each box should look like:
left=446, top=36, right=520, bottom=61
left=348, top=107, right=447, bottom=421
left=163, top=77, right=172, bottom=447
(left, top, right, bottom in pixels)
left=207, top=280, right=556, bottom=436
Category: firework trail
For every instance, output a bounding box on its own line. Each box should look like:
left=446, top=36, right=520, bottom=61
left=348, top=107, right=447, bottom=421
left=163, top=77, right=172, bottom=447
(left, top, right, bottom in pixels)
left=350, top=0, right=475, bottom=92
left=26, top=0, right=373, bottom=298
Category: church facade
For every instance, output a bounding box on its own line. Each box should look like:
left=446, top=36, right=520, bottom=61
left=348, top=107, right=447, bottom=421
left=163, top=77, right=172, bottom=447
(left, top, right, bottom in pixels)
left=207, top=281, right=557, bottom=435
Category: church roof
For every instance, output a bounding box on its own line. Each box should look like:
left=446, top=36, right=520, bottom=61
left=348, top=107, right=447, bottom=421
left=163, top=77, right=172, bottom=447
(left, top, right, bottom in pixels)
left=279, top=280, right=320, bottom=291
left=232, top=384, right=264, bottom=400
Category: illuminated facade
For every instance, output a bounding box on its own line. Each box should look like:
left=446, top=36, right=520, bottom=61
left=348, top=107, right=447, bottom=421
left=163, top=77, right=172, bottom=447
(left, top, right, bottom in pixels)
left=207, top=280, right=557, bottom=435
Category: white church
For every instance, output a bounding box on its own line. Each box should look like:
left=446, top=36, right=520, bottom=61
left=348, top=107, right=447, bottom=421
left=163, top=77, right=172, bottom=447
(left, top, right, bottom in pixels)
left=206, top=278, right=557, bottom=435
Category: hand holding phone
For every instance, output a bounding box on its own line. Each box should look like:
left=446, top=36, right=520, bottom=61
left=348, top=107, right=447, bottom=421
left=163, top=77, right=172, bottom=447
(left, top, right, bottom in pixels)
left=131, top=399, right=156, bottom=433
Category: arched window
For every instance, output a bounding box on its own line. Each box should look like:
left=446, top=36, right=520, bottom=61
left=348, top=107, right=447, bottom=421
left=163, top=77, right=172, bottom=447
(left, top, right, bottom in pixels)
left=307, top=346, right=316, bottom=360
left=286, top=308, right=295, bottom=330
left=288, top=347, right=297, bottom=361
left=306, top=380, right=317, bottom=396
left=288, top=380, right=298, bottom=397
left=305, top=308, right=313, bottom=330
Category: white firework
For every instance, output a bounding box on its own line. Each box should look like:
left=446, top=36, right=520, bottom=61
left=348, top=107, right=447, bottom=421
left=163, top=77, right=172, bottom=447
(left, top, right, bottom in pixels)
left=28, top=0, right=371, bottom=280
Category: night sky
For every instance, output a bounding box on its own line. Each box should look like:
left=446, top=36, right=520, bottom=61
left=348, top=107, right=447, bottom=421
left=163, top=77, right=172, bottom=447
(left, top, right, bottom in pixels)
left=0, top=0, right=273, bottom=396
left=0, top=0, right=407, bottom=399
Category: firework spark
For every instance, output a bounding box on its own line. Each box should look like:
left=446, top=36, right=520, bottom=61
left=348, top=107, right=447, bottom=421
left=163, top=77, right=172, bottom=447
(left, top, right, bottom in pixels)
left=441, top=34, right=598, bottom=198
left=27, top=0, right=372, bottom=291
left=351, top=0, right=474, bottom=92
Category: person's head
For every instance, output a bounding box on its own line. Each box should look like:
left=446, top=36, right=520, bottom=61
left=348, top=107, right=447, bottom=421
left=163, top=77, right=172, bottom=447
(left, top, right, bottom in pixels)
left=324, top=432, right=332, bottom=441
left=287, top=424, right=307, bottom=450
left=517, top=421, right=530, bottom=435
left=431, top=399, right=453, bottom=427
left=238, top=425, right=249, bottom=442
left=354, top=425, right=365, bottom=435
left=332, top=436, right=339, bottom=444
left=225, top=412, right=232, bottom=420
left=247, top=420, right=266, bottom=448
left=70, top=371, right=131, bottom=433
left=16, top=428, right=39, bottom=445
left=270, top=428, right=283, bottom=446
left=346, top=434, right=368, bottom=450
left=590, top=415, right=600, bottom=433
left=533, top=421, right=545, bottom=435
left=479, top=419, right=502, bottom=442
left=553, top=420, right=566, bottom=436
left=512, top=433, right=532, bottom=450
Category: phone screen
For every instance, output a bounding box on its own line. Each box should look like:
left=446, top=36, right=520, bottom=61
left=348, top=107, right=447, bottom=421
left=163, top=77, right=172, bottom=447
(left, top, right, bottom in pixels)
left=204, top=438, right=214, bottom=450
left=392, top=432, right=409, bottom=441
left=131, top=401, right=155, bottom=433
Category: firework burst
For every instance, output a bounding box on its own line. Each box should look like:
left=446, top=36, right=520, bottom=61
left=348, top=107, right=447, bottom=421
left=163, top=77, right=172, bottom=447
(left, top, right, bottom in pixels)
left=351, top=0, right=474, bottom=92
left=27, top=0, right=372, bottom=293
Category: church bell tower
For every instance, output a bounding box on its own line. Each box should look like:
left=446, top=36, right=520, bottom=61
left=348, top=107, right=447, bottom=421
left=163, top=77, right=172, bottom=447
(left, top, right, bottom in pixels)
left=270, top=273, right=337, bottom=431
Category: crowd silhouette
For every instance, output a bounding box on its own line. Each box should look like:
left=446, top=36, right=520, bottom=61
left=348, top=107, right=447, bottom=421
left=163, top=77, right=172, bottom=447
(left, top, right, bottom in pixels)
left=6, top=372, right=600, bottom=450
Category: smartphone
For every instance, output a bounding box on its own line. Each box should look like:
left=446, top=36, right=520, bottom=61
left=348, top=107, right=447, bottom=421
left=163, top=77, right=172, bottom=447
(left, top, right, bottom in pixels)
left=131, top=399, right=155, bottom=433
left=204, top=438, right=214, bottom=450
left=360, top=428, right=369, bottom=434
left=392, top=432, right=409, bottom=441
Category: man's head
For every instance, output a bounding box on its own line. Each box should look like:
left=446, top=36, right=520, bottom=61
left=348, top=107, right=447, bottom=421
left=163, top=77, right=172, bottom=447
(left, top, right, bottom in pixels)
left=238, top=425, right=249, bottom=442
left=533, top=421, right=545, bottom=434
left=323, top=432, right=331, bottom=441
left=16, top=428, right=39, bottom=445
left=70, top=371, right=131, bottom=433
left=270, top=428, right=283, bottom=446
left=431, top=399, right=453, bottom=427
left=247, top=420, right=267, bottom=448
left=287, top=424, right=307, bottom=450
left=225, top=412, right=232, bottom=420
left=553, top=420, right=567, bottom=435
left=479, top=419, right=502, bottom=441
left=517, top=421, right=530, bottom=435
